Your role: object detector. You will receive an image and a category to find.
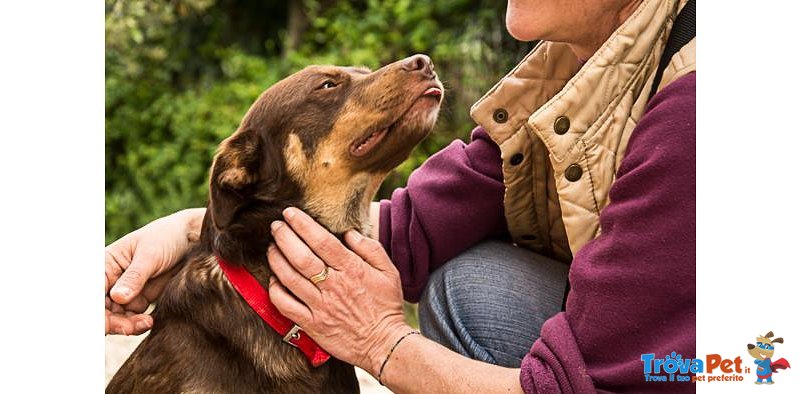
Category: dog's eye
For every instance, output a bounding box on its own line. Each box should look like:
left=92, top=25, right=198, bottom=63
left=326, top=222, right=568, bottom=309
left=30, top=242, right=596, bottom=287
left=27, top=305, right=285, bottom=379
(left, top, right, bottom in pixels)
left=318, top=81, right=337, bottom=90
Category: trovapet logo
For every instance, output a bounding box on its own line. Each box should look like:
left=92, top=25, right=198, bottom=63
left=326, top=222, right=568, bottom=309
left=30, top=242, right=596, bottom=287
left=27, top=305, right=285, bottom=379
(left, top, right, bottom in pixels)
left=641, top=352, right=746, bottom=383
left=641, top=330, right=792, bottom=385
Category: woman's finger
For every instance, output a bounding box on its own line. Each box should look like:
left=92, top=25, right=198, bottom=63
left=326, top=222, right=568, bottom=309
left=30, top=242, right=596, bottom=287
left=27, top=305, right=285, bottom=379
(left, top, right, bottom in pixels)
left=105, top=249, right=125, bottom=294
left=344, top=230, right=395, bottom=272
left=106, top=297, right=147, bottom=315
left=119, top=293, right=151, bottom=313
left=282, top=207, right=356, bottom=270
left=268, top=276, right=313, bottom=327
left=110, top=301, right=125, bottom=314
left=267, top=244, right=322, bottom=305
left=271, top=220, right=330, bottom=280
left=106, top=312, right=153, bottom=336
left=110, top=249, right=159, bottom=304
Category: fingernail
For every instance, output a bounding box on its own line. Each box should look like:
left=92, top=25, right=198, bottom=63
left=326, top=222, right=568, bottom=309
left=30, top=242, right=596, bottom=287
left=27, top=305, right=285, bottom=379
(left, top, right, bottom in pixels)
left=283, top=207, right=296, bottom=219
left=114, top=287, right=131, bottom=298
left=271, top=221, right=283, bottom=231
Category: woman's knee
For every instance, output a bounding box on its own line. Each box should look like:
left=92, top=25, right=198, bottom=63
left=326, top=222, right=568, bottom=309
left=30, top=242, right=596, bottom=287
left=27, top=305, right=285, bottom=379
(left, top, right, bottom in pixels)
left=418, top=243, right=502, bottom=364
left=419, top=241, right=506, bottom=320
left=417, top=240, right=569, bottom=367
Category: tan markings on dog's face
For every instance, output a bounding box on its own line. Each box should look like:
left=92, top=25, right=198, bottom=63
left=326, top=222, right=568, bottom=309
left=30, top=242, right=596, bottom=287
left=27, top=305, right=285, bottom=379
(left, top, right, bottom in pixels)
left=279, top=58, right=444, bottom=233
left=283, top=133, right=308, bottom=180
left=207, top=56, right=443, bottom=253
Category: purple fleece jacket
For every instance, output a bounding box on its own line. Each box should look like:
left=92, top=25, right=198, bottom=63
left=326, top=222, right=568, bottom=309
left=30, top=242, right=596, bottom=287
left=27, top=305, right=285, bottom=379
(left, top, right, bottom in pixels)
left=379, top=72, right=696, bottom=392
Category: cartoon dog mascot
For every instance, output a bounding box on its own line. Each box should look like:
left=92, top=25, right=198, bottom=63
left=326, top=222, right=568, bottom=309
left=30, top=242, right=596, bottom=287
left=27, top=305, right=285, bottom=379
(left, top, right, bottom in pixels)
left=747, top=331, right=791, bottom=384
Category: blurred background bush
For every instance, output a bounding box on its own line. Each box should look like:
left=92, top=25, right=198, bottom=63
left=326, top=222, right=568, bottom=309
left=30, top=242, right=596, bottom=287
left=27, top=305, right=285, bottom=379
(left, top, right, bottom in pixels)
left=106, top=0, right=532, bottom=244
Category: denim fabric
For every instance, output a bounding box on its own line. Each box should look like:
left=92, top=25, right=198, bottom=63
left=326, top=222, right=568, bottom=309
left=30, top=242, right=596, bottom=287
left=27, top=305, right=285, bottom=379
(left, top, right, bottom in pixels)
left=418, top=240, right=569, bottom=368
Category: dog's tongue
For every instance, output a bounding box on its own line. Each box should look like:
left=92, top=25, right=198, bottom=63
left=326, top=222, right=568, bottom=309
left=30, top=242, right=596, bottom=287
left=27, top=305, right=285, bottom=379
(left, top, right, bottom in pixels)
left=423, top=87, right=442, bottom=97
left=351, top=128, right=387, bottom=156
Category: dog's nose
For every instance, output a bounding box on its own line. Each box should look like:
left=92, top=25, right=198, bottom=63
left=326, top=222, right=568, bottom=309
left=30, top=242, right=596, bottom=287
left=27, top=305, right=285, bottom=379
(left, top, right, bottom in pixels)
left=401, top=54, right=434, bottom=78
left=747, top=344, right=755, bottom=349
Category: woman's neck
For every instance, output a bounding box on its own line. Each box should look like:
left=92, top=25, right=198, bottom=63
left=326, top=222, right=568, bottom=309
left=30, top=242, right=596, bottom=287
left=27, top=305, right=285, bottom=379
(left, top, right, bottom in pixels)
left=567, top=0, right=643, bottom=62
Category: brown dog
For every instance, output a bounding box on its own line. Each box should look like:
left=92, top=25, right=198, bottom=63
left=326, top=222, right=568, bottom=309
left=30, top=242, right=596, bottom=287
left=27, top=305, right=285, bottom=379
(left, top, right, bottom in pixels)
left=107, top=54, right=443, bottom=393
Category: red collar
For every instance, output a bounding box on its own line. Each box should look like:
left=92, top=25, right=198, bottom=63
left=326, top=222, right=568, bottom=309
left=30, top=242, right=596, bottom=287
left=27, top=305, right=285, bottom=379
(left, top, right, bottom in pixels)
left=216, top=256, right=330, bottom=367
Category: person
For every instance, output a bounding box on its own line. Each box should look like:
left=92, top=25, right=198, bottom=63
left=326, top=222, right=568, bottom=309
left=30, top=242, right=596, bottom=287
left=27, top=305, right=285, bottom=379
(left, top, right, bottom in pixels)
left=105, top=0, right=696, bottom=391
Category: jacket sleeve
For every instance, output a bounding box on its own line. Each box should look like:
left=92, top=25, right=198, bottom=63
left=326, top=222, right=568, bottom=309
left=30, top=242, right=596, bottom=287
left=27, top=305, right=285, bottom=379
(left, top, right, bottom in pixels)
left=378, top=126, right=507, bottom=302
left=520, top=72, right=696, bottom=393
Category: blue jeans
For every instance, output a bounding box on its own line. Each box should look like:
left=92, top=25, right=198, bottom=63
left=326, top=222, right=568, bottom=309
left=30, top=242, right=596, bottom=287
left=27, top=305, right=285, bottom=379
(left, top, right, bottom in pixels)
left=418, top=240, right=569, bottom=368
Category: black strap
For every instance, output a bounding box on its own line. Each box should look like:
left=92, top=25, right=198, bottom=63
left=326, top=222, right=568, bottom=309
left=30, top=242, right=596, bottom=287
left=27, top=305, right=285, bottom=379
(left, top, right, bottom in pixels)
left=647, top=0, right=696, bottom=101
left=561, top=1, right=695, bottom=312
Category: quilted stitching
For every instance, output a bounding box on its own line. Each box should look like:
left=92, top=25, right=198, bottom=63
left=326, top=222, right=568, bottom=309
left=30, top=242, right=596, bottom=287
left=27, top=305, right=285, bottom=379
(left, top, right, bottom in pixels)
left=470, top=0, right=695, bottom=257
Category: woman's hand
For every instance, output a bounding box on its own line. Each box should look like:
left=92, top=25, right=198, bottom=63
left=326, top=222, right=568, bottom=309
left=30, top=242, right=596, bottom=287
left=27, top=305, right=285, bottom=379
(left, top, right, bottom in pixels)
left=267, top=207, right=411, bottom=375
left=105, top=208, right=205, bottom=335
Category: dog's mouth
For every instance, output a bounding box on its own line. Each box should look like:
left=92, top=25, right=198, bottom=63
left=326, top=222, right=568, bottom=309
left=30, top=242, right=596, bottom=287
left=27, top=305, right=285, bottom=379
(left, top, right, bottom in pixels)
left=421, top=86, right=443, bottom=99
left=351, top=127, right=390, bottom=157
left=350, top=83, right=443, bottom=157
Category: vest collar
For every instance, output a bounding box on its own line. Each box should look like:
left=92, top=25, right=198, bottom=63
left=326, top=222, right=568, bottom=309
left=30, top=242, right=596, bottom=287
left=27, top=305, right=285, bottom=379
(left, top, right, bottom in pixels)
left=216, top=256, right=331, bottom=367
left=471, top=0, right=682, bottom=164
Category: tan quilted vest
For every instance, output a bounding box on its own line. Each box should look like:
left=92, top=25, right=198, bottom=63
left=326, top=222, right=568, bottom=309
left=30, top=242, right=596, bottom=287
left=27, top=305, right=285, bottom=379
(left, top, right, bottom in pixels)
left=471, top=0, right=696, bottom=262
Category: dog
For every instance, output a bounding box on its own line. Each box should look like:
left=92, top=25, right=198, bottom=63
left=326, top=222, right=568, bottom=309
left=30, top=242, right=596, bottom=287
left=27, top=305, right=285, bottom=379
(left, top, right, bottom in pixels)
left=747, top=331, right=791, bottom=384
left=107, top=54, right=443, bottom=393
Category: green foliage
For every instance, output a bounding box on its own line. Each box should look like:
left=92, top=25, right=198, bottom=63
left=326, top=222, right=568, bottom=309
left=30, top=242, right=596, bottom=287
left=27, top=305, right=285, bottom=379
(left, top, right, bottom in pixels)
left=105, top=0, right=531, bottom=244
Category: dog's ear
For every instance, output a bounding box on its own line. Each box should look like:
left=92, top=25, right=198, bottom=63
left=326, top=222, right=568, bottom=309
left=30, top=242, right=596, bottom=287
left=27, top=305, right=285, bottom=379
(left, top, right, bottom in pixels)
left=772, top=337, right=784, bottom=344
left=209, top=128, right=264, bottom=229
left=765, top=331, right=775, bottom=338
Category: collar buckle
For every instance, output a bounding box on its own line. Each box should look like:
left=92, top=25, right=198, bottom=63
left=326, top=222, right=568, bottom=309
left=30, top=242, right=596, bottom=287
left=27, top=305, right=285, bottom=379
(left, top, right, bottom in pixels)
left=282, top=324, right=302, bottom=348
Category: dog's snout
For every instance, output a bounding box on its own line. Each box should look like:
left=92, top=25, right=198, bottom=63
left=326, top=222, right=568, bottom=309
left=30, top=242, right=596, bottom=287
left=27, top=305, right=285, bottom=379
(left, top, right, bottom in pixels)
left=401, top=54, right=434, bottom=78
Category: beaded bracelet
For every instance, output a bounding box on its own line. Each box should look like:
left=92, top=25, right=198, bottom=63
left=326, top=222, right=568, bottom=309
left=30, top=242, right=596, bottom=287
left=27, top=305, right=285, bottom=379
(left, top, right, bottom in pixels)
left=377, top=330, right=420, bottom=386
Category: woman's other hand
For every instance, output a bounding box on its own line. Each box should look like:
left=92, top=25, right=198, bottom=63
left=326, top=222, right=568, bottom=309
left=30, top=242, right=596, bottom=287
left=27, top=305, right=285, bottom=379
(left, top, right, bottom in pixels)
left=105, top=208, right=205, bottom=335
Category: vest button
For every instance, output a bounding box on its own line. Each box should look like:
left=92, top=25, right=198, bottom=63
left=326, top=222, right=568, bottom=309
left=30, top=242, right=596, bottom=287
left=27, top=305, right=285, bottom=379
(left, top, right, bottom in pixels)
left=565, top=164, right=583, bottom=181
left=554, top=116, right=570, bottom=135
left=493, top=108, right=509, bottom=123
left=510, top=153, right=524, bottom=165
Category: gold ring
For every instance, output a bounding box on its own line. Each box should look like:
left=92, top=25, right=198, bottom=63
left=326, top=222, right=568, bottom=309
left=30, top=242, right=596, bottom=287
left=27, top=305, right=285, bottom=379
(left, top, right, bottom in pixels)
left=309, top=265, right=330, bottom=285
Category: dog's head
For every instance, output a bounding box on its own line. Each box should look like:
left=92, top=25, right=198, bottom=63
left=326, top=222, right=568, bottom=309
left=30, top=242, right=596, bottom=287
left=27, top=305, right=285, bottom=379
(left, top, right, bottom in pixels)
left=747, top=331, right=783, bottom=360
left=205, top=54, right=443, bottom=261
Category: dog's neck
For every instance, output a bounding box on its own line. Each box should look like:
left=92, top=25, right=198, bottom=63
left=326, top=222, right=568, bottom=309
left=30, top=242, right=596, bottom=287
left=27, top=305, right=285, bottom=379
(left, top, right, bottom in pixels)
left=301, top=172, right=383, bottom=237
left=200, top=181, right=379, bottom=284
